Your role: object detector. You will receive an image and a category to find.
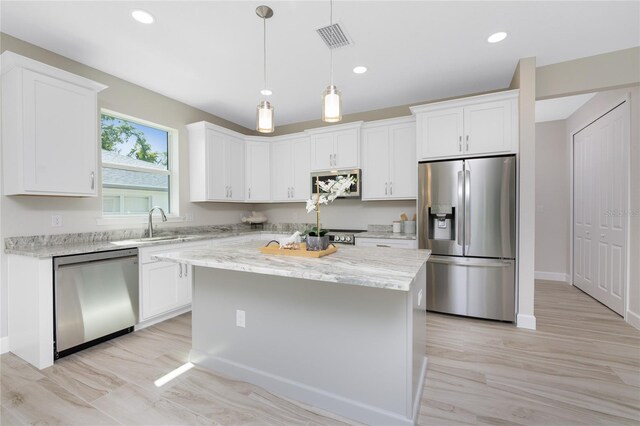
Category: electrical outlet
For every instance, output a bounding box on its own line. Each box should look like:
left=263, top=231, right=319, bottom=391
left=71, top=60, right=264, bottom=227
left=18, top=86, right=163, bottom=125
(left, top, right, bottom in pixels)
left=236, top=310, right=246, bottom=328
left=51, top=214, right=63, bottom=227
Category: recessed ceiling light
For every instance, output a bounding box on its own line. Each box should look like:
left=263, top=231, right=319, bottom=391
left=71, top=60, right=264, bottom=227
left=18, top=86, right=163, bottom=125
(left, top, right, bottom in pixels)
left=132, top=9, right=155, bottom=24
left=487, top=32, right=507, bottom=43
left=260, top=89, right=273, bottom=96
left=353, top=66, right=367, bottom=74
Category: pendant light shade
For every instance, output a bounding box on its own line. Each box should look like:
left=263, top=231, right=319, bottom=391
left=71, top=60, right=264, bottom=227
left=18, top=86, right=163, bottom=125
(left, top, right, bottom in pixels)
left=321, top=0, right=342, bottom=123
left=256, top=100, right=274, bottom=133
left=256, top=5, right=274, bottom=133
left=321, top=85, right=342, bottom=122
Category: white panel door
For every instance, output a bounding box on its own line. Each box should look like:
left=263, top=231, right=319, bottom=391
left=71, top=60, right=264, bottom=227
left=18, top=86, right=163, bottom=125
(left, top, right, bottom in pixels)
left=389, top=123, right=417, bottom=199
left=334, top=129, right=359, bottom=169
left=291, top=137, right=310, bottom=201
left=419, top=108, right=463, bottom=159
left=246, top=142, right=270, bottom=201
left=464, top=100, right=512, bottom=155
left=310, top=134, right=334, bottom=170
left=206, top=130, right=228, bottom=200
left=227, top=136, right=245, bottom=201
left=361, top=127, right=390, bottom=199
left=22, top=69, right=97, bottom=195
left=574, top=102, right=628, bottom=316
left=271, top=140, right=292, bottom=201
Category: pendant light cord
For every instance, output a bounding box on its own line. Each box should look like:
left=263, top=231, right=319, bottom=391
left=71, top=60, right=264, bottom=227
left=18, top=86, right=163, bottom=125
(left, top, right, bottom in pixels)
left=329, top=0, right=333, bottom=86
left=263, top=16, right=267, bottom=95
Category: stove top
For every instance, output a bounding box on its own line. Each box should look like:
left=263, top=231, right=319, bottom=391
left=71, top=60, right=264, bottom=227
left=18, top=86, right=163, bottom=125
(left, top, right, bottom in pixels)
left=326, top=229, right=366, bottom=245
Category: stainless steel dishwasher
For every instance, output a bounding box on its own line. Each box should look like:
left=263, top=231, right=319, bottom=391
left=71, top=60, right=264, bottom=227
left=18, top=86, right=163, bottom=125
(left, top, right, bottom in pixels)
left=53, top=248, right=139, bottom=359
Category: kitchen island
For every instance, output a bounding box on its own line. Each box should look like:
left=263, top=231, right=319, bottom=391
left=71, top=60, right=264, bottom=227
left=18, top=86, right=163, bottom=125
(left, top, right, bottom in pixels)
left=155, top=240, right=430, bottom=425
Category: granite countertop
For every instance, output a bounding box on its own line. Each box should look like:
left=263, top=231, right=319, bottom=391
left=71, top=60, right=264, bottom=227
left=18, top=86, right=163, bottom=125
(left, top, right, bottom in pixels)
left=356, top=231, right=417, bottom=240
left=154, top=240, right=431, bottom=292
left=3, top=223, right=312, bottom=258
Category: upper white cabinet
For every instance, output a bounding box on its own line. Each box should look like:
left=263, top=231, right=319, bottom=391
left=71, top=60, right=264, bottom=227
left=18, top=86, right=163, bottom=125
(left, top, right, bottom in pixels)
left=362, top=118, right=417, bottom=200
left=307, top=122, right=362, bottom=171
left=271, top=135, right=310, bottom=202
left=245, top=138, right=271, bottom=202
left=187, top=121, right=245, bottom=202
left=1, top=51, right=107, bottom=196
left=411, top=90, right=518, bottom=160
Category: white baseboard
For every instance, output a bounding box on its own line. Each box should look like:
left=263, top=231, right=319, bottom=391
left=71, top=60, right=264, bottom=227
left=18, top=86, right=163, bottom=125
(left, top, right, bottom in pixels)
left=0, top=336, right=9, bottom=354
left=191, top=349, right=421, bottom=426
left=534, top=271, right=569, bottom=282
left=626, top=310, right=640, bottom=331
left=516, top=314, right=537, bottom=330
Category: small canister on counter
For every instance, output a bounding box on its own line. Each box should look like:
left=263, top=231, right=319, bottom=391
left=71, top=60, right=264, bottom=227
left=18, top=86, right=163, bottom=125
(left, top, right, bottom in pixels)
left=393, top=221, right=402, bottom=233
left=403, top=220, right=416, bottom=234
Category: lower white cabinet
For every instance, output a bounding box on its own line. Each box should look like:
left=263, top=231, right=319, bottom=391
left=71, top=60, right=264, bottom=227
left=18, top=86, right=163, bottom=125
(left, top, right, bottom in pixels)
left=355, top=237, right=417, bottom=249
left=139, top=241, right=208, bottom=321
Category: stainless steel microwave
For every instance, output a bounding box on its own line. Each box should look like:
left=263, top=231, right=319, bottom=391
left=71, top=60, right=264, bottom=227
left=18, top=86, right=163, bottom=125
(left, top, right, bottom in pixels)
left=311, top=169, right=361, bottom=198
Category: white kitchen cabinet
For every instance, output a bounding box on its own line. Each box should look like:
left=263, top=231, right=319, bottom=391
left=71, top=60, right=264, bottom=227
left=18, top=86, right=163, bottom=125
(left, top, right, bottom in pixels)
left=245, top=139, right=270, bottom=201
left=307, top=122, right=362, bottom=171
left=355, top=237, right=418, bottom=249
left=411, top=90, right=518, bottom=160
left=271, top=135, right=310, bottom=202
left=139, top=241, right=208, bottom=321
left=1, top=51, right=107, bottom=196
left=362, top=118, right=416, bottom=200
left=187, top=121, right=245, bottom=202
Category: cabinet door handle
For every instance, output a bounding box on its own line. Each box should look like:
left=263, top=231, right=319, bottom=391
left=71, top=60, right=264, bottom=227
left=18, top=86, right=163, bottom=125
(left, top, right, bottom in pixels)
left=385, top=182, right=388, bottom=195
left=230, top=187, right=233, bottom=198
left=185, top=264, right=188, bottom=277
left=292, top=187, right=295, bottom=198
left=390, top=181, right=393, bottom=195
left=458, top=136, right=462, bottom=152
left=376, top=244, right=391, bottom=248
left=333, top=153, right=337, bottom=166
left=248, top=188, right=251, bottom=199
left=179, top=263, right=183, bottom=278
left=90, top=171, right=95, bottom=190
left=466, top=135, right=469, bottom=151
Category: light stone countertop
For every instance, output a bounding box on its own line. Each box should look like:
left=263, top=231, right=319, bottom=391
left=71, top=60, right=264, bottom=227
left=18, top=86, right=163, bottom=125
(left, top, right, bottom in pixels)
left=4, top=229, right=264, bottom=258
left=356, top=231, right=417, bottom=240
left=154, top=240, right=431, bottom=292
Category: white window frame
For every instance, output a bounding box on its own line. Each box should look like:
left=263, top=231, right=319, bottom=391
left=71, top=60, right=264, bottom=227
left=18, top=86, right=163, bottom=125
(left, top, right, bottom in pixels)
left=97, top=109, right=180, bottom=225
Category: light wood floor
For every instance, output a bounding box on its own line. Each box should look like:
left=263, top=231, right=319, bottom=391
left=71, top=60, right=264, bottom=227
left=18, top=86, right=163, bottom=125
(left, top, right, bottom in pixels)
left=1, top=281, right=639, bottom=425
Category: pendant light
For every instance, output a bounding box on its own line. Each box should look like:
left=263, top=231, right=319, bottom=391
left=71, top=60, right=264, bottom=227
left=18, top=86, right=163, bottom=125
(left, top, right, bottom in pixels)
left=321, top=0, right=342, bottom=123
left=256, top=5, right=274, bottom=133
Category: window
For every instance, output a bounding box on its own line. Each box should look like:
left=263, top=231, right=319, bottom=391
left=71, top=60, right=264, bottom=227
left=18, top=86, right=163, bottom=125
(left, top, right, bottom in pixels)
left=100, top=111, right=178, bottom=216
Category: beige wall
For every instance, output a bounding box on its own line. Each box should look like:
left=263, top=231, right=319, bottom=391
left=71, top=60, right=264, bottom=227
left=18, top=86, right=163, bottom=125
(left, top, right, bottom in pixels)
left=565, top=86, right=640, bottom=327
left=537, top=47, right=640, bottom=100
left=510, top=57, right=537, bottom=329
left=535, top=120, right=570, bottom=279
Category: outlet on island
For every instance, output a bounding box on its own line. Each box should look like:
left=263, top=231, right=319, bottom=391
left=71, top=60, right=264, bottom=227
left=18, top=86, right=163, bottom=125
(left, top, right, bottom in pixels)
left=236, top=309, right=246, bottom=328
left=51, top=214, right=63, bottom=227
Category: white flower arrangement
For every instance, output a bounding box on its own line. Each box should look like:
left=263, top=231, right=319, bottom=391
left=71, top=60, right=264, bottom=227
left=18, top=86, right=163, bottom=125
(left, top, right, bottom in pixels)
left=305, top=175, right=356, bottom=237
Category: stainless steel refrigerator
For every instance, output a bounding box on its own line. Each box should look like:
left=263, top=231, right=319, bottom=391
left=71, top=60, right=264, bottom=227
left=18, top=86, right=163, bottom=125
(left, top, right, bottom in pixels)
left=418, top=155, right=516, bottom=321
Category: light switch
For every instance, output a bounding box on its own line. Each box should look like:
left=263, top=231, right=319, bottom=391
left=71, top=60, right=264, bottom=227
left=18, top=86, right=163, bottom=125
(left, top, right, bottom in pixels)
left=236, top=310, right=246, bottom=328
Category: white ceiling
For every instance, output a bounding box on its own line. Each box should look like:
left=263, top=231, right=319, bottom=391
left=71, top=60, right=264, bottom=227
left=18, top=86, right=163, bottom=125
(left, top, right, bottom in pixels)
left=2, top=1, right=639, bottom=130
left=535, top=93, right=597, bottom=123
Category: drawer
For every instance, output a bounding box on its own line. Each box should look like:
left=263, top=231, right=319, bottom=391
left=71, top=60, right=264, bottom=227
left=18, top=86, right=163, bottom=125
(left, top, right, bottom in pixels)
left=355, top=238, right=417, bottom=249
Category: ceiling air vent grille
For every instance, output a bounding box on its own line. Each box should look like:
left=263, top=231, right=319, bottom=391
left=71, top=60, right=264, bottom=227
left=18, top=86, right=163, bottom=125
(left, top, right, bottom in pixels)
left=316, top=23, right=352, bottom=49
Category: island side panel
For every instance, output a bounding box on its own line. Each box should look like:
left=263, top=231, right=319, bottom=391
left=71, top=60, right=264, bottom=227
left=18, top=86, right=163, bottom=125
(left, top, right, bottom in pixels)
left=410, top=261, right=428, bottom=421
left=191, top=267, right=414, bottom=424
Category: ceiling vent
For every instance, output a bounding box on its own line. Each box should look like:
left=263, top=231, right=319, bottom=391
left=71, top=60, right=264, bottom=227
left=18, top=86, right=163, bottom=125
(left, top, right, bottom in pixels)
left=316, top=22, right=352, bottom=49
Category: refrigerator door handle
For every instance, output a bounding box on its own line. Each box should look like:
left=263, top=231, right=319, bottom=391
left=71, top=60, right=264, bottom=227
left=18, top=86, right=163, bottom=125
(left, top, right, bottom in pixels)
left=465, top=169, right=471, bottom=250
left=457, top=170, right=464, bottom=246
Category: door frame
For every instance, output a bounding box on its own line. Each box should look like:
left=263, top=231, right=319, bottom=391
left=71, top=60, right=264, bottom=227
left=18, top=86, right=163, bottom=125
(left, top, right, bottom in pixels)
left=569, top=93, right=631, bottom=319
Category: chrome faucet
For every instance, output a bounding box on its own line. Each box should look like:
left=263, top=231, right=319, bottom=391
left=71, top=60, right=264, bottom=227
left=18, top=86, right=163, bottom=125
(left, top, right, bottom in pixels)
left=147, top=206, right=167, bottom=238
